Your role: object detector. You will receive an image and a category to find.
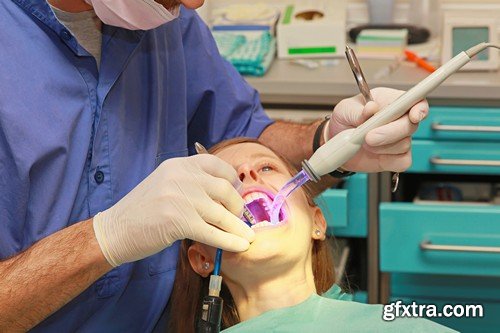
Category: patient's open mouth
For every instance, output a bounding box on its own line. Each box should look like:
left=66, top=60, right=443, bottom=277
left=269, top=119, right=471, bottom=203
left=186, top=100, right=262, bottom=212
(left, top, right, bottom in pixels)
left=242, top=189, right=286, bottom=229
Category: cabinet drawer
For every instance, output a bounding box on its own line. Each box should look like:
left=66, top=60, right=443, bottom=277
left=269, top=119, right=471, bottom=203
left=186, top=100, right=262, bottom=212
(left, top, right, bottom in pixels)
left=391, top=274, right=500, bottom=333
left=316, top=173, right=368, bottom=237
left=389, top=295, right=499, bottom=333
left=414, top=106, right=500, bottom=142
left=391, top=273, right=500, bottom=302
left=380, top=203, right=500, bottom=276
left=409, top=140, right=500, bottom=175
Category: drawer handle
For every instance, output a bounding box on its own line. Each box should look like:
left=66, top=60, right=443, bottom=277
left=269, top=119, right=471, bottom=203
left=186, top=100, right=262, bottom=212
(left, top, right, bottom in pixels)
left=432, top=123, right=500, bottom=133
left=420, top=240, right=500, bottom=254
left=431, top=156, right=500, bottom=167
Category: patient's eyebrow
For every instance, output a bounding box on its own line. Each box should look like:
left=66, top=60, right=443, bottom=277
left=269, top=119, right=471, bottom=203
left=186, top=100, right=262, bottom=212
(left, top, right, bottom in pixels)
left=249, top=152, right=280, bottom=161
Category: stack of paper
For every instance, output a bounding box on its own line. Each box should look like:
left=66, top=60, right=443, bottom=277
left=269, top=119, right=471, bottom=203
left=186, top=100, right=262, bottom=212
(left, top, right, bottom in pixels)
left=356, top=29, right=408, bottom=59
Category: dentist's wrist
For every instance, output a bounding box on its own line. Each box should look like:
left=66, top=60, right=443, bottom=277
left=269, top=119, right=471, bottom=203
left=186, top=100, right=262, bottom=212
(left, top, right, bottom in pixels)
left=312, top=116, right=330, bottom=152
left=312, top=116, right=355, bottom=179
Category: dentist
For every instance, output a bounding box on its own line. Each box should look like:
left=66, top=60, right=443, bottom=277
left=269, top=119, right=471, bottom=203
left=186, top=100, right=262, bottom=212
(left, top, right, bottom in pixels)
left=0, top=0, right=428, bottom=331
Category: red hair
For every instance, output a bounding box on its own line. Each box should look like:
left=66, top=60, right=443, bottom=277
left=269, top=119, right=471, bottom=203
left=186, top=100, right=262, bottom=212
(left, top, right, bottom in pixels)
left=168, top=138, right=335, bottom=332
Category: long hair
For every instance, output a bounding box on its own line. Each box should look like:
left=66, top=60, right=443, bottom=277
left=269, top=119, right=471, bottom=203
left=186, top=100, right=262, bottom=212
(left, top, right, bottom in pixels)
left=168, top=138, right=335, bottom=332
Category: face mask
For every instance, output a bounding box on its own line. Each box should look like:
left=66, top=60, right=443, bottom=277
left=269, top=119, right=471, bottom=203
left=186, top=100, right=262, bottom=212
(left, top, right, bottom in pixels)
left=85, top=0, right=180, bottom=30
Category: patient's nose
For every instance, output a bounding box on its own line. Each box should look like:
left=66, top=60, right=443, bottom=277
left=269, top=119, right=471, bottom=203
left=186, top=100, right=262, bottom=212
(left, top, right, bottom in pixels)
left=238, top=164, right=260, bottom=183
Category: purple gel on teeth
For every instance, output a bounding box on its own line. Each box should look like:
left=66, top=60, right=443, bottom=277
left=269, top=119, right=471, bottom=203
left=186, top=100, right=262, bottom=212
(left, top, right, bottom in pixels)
left=270, top=170, right=311, bottom=224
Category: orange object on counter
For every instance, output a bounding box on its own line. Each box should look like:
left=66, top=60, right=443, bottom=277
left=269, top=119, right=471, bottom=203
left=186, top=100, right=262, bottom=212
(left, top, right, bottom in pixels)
left=404, top=49, right=436, bottom=73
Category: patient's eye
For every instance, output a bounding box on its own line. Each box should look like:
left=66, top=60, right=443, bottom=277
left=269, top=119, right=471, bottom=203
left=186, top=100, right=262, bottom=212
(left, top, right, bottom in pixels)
left=259, top=163, right=275, bottom=172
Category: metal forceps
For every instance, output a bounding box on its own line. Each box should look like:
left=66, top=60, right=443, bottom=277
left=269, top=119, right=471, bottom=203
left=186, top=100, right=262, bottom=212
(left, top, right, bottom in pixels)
left=344, top=46, right=400, bottom=193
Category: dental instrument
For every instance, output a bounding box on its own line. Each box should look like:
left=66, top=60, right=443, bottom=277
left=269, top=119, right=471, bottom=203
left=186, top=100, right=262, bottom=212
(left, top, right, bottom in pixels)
left=345, top=45, right=374, bottom=103
left=346, top=45, right=400, bottom=193
left=270, top=42, right=500, bottom=224
left=194, top=142, right=258, bottom=332
left=194, top=142, right=223, bottom=333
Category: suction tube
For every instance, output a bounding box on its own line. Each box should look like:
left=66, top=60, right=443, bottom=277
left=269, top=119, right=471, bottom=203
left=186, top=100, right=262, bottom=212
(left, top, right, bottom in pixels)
left=303, top=43, right=500, bottom=181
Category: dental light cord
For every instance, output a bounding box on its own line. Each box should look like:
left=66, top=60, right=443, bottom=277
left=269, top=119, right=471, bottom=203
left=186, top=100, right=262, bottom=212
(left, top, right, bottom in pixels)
left=466, top=42, right=500, bottom=57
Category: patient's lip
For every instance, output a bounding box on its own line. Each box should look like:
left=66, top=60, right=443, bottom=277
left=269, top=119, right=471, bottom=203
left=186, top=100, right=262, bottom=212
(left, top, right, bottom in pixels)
left=240, top=187, right=276, bottom=200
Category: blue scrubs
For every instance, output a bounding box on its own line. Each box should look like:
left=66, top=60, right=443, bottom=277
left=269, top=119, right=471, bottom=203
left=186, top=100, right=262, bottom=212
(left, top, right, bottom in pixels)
left=0, top=0, right=273, bottom=331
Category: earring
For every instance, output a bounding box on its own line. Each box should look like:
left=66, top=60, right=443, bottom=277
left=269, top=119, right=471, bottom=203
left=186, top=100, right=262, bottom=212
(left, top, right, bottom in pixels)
left=202, top=262, right=210, bottom=270
left=315, top=229, right=321, bottom=236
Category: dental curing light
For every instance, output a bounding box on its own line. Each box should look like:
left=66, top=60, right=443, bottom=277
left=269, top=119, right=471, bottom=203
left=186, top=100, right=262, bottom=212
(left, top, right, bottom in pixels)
left=270, top=42, right=500, bottom=224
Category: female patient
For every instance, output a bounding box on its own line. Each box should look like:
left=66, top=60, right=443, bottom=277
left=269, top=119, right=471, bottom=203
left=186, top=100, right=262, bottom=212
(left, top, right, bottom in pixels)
left=169, top=138, right=454, bottom=332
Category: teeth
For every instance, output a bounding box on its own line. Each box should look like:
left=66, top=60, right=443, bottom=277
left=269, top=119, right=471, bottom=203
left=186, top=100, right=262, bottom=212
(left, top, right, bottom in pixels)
left=243, top=192, right=268, bottom=204
left=242, top=191, right=284, bottom=226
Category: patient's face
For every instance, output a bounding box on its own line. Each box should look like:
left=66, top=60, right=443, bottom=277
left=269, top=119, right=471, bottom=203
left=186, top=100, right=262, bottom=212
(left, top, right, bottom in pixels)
left=212, top=142, right=320, bottom=280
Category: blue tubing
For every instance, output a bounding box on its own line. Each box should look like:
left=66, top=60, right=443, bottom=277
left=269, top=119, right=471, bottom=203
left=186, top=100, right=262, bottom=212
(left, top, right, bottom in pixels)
left=213, top=248, right=222, bottom=276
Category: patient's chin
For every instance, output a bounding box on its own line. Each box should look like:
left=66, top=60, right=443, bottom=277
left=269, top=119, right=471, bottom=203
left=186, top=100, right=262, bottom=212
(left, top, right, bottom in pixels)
left=223, top=236, right=285, bottom=268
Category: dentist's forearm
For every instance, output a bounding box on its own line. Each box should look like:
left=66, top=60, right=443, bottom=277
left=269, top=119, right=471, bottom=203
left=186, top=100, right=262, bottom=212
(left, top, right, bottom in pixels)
left=259, top=120, right=320, bottom=169
left=0, top=219, right=111, bottom=331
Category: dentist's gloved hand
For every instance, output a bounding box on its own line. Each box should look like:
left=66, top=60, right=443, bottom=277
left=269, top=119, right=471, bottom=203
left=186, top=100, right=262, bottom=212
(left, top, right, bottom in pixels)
left=327, top=87, right=429, bottom=173
left=93, top=155, right=254, bottom=267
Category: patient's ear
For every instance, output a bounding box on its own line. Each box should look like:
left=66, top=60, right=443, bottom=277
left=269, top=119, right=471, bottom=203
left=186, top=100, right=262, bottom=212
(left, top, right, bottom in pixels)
left=311, top=206, right=327, bottom=241
left=187, top=243, right=214, bottom=278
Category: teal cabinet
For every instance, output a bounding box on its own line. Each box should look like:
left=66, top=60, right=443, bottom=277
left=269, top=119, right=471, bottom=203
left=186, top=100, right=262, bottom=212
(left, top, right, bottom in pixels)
left=382, top=104, right=500, bottom=333
left=390, top=274, right=500, bottom=333
left=389, top=295, right=499, bottom=333
left=316, top=173, right=368, bottom=237
left=409, top=140, right=500, bottom=175
left=380, top=203, right=500, bottom=276
left=414, top=106, right=500, bottom=142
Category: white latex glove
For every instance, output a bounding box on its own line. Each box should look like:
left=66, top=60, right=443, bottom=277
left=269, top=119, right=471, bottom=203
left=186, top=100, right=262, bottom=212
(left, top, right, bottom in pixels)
left=93, top=154, right=255, bottom=267
left=327, top=87, right=429, bottom=173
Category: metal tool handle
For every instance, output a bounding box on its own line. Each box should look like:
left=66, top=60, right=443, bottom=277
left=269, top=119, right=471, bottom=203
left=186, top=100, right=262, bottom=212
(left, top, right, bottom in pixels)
left=430, top=157, right=500, bottom=167
left=432, top=123, right=500, bottom=133
left=420, top=240, right=500, bottom=254
left=345, top=45, right=374, bottom=103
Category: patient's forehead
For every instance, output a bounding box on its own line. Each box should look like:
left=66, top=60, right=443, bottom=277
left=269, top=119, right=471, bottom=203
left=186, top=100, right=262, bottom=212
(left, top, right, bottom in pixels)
left=215, top=142, right=279, bottom=166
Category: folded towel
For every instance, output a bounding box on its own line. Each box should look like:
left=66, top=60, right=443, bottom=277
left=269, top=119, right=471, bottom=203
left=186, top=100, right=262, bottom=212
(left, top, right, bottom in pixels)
left=233, top=39, right=276, bottom=76
left=212, top=33, right=247, bottom=58
left=213, top=31, right=275, bottom=76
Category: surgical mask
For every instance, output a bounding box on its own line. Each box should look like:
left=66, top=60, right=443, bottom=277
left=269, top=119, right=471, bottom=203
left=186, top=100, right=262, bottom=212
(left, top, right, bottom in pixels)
left=85, top=0, right=180, bottom=30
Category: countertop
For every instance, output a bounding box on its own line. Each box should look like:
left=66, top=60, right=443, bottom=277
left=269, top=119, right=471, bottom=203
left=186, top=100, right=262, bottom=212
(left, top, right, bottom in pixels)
left=245, top=58, right=500, bottom=107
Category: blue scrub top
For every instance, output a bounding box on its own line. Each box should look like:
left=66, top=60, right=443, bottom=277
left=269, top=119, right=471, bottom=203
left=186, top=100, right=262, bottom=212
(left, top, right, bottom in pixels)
left=0, top=0, right=273, bottom=331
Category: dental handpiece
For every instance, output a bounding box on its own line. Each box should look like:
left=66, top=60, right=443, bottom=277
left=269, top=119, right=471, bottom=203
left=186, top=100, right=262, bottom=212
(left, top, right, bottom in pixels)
left=302, top=42, right=500, bottom=181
